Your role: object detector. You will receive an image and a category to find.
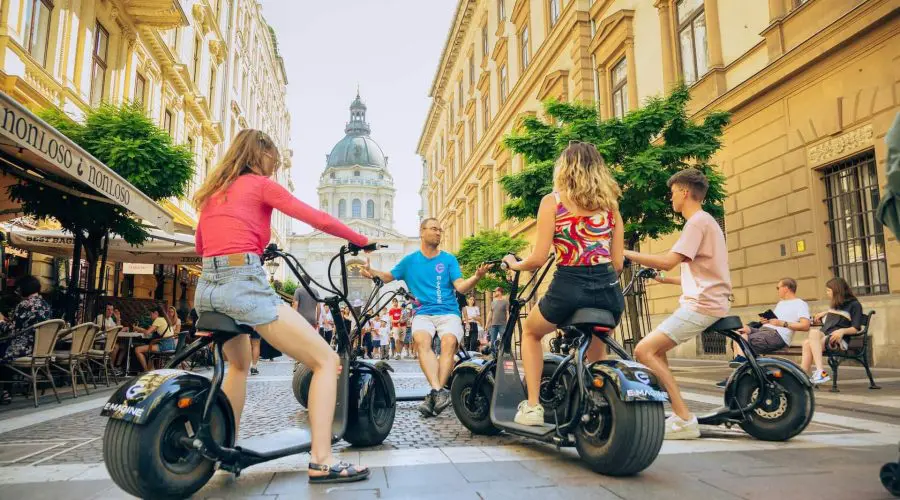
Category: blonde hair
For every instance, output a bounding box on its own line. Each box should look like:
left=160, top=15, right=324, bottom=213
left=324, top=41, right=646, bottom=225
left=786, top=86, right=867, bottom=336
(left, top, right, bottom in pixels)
left=193, top=129, right=281, bottom=210
left=553, top=142, right=621, bottom=212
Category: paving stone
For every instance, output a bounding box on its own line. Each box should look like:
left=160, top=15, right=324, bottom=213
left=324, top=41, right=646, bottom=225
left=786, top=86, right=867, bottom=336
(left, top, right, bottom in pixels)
left=383, top=462, right=466, bottom=488
left=264, top=467, right=388, bottom=495
left=0, top=479, right=117, bottom=500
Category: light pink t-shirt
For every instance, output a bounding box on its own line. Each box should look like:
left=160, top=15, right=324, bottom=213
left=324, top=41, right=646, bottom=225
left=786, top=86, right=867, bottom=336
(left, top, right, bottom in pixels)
left=671, top=210, right=732, bottom=317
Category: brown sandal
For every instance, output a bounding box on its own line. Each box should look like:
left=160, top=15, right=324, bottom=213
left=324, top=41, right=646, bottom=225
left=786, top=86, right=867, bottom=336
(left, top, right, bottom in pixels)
left=308, top=461, right=370, bottom=484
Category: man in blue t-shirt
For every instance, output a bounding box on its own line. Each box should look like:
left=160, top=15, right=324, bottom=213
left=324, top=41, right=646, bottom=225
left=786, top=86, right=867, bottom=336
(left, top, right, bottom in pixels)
left=363, top=217, right=489, bottom=417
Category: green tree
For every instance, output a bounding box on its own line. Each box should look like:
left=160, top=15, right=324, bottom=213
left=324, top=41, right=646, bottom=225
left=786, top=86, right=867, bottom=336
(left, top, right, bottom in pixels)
left=501, top=83, right=730, bottom=249
left=282, top=279, right=298, bottom=297
left=455, top=230, right=529, bottom=293
left=8, top=103, right=193, bottom=306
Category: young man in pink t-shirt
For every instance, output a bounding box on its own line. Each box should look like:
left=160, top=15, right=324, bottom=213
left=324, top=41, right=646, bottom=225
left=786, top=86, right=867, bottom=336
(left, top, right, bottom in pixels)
left=625, top=168, right=732, bottom=440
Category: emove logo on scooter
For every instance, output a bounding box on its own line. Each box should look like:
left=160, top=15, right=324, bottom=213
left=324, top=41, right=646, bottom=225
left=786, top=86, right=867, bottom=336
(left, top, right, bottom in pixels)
left=626, top=388, right=669, bottom=401
left=103, top=402, right=144, bottom=418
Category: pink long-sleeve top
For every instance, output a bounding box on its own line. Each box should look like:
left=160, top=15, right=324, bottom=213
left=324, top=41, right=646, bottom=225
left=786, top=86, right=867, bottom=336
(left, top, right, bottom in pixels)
left=195, top=174, right=368, bottom=257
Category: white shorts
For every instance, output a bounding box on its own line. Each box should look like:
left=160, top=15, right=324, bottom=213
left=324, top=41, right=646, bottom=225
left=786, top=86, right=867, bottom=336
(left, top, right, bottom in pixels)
left=391, top=326, right=403, bottom=340
left=411, top=314, right=463, bottom=343
left=656, top=307, right=721, bottom=345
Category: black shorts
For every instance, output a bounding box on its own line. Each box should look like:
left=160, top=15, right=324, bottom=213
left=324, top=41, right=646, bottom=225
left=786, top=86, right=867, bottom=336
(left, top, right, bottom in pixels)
left=538, top=264, right=625, bottom=326
left=249, top=330, right=261, bottom=340
left=747, top=327, right=786, bottom=353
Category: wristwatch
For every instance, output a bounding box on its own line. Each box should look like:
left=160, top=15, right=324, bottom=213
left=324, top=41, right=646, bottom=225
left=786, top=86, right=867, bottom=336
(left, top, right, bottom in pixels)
left=658, top=271, right=666, bottom=280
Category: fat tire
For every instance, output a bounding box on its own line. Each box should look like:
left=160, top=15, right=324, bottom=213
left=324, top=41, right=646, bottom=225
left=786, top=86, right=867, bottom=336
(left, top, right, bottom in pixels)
left=103, top=399, right=229, bottom=499
left=292, top=363, right=313, bottom=409
left=450, top=371, right=500, bottom=436
left=574, top=383, right=664, bottom=476
left=733, top=370, right=814, bottom=441
left=880, top=462, right=900, bottom=496
left=344, top=370, right=396, bottom=447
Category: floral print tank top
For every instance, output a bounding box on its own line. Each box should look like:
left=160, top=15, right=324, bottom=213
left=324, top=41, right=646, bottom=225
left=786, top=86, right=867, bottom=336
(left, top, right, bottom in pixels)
left=553, top=193, right=614, bottom=267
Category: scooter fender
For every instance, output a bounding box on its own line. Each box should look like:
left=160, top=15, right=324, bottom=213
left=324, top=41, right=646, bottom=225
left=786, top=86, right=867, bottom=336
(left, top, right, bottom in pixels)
left=352, top=360, right=396, bottom=414
left=588, top=360, right=669, bottom=402
left=451, top=358, right=489, bottom=379
left=724, top=357, right=812, bottom=402
left=100, top=369, right=236, bottom=432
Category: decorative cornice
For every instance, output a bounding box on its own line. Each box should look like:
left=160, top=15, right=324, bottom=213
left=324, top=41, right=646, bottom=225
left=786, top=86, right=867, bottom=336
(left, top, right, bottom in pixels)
left=536, top=69, right=570, bottom=101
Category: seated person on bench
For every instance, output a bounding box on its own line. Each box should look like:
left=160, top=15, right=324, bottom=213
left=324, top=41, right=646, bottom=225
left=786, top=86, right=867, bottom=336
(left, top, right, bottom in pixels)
left=715, top=277, right=810, bottom=387
left=801, top=277, right=863, bottom=385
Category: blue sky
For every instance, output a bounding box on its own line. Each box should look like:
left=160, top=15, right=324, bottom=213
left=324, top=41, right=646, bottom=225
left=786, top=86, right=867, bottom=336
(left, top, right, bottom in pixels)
left=261, top=0, right=458, bottom=236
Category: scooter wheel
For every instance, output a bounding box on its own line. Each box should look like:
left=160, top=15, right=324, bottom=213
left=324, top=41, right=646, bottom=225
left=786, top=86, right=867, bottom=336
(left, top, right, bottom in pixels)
left=732, top=370, right=814, bottom=441
left=103, top=397, right=230, bottom=499
left=574, top=382, right=664, bottom=476
left=880, top=462, right=900, bottom=497
left=344, top=370, right=396, bottom=447
left=451, top=371, right=501, bottom=436
left=292, top=362, right=313, bottom=409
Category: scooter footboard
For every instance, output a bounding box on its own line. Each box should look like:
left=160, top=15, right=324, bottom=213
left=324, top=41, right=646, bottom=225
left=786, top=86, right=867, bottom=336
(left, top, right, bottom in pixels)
left=101, top=369, right=235, bottom=432
left=588, top=360, right=669, bottom=402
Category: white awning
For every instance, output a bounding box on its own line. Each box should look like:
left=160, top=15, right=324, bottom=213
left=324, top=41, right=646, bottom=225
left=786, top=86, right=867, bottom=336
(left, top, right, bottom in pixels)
left=5, top=227, right=199, bottom=265
left=0, top=91, right=175, bottom=232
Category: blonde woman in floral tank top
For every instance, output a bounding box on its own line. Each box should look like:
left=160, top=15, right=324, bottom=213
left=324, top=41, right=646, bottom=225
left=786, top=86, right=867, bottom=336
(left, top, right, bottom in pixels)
left=502, top=142, right=625, bottom=426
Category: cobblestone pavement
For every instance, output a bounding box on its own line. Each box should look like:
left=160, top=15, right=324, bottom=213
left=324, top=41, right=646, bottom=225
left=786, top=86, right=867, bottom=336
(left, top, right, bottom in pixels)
left=0, top=357, right=871, bottom=467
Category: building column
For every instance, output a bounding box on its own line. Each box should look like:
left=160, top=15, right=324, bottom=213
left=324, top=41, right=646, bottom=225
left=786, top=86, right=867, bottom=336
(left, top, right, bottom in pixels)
left=654, top=0, right=677, bottom=91
left=625, top=41, right=639, bottom=111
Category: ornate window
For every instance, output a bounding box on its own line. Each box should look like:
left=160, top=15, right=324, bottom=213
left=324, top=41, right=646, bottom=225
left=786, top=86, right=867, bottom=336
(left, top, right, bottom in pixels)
left=822, top=150, right=888, bottom=295
left=611, top=58, right=627, bottom=119
left=549, top=0, right=561, bottom=27
left=520, top=25, right=530, bottom=70
left=338, top=199, right=347, bottom=218
left=23, top=0, right=53, bottom=66
left=481, top=23, right=489, bottom=58
left=352, top=199, right=361, bottom=218
left=192, top=35, right=202, bottom=84
left=134, top=72, right=146, bottom=108
left=481, top=94, right=490, bottom=131
left=497, top=0, right=506, bottom=22
left=499, top=64, right=508, bottom=103
left=163, top=109, right=174, bottom=135
left=366, top=199, right=375, bottom=218
left=676, top=0, right=708, bottom=85
left=90, top=22, right=109, bottom=106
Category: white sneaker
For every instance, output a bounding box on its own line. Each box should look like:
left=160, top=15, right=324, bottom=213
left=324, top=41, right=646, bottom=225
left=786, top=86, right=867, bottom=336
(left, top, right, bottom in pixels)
left=513, top=401, right=545, bottom=426
left=810, top=370, right=831, bottom=385
left=664, top=414, right=700, bottom=440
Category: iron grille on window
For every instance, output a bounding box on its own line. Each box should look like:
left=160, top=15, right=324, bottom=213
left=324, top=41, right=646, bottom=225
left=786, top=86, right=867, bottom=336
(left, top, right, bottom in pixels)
left=822, top=150, right=888, bottom=296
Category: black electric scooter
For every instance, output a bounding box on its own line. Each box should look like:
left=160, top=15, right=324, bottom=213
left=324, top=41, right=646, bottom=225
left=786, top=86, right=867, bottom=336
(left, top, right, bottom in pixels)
left=293, top=279, right=483, bottom=408
left=101, top=242, right=396, bottom=499
left=292, top=277, right=418, bottom=409
left=451, top=256, right=667, bottom=476
left=622, top=267, right=815, bottom=441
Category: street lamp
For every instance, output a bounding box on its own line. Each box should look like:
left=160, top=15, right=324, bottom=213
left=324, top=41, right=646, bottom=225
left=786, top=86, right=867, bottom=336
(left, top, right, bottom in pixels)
left=265, top=259, right=279, bottom=282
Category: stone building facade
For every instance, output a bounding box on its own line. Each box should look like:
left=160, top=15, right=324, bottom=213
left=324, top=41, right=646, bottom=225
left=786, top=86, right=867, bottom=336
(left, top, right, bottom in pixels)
left=0, top=0, right=293, bottom=302
left=418, top=0, right=900, bottom=366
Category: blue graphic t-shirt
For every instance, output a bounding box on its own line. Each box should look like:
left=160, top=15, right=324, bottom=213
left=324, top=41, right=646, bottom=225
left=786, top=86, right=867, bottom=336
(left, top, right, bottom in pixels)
left=390, top=251, right=462, bottom=317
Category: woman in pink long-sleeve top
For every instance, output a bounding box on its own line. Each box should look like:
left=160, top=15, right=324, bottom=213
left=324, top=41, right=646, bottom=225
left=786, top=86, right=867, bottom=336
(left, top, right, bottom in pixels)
left=192, top=129, right=369, bottom=483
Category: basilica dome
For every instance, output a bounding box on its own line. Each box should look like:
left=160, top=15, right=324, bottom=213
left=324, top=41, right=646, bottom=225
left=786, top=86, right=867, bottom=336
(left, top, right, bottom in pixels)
left=325, top=93, right=387, bottom=169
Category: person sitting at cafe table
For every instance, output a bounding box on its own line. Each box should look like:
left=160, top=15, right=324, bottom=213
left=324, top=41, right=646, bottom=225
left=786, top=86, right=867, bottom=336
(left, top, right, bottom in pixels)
left=95, top=303, right=119, bottom=331
left=132, top=305, right=176, bottom=372
left=0, top=276, right=52, bottom=403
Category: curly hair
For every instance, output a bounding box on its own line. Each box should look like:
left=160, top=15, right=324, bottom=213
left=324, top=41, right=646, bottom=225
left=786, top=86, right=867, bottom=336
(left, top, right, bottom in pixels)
left=552, top=142, right=621, bottom=212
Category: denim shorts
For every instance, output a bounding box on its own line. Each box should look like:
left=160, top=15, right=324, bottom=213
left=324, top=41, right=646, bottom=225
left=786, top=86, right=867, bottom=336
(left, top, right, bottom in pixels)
left=538, top=264, right=625, bottom=326
left=194, top=254, right=281, bottom=327
left=156, top=337, right=177, bottom=351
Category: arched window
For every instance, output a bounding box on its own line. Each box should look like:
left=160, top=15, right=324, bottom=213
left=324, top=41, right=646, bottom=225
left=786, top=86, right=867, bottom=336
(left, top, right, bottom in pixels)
left=366, top=200, right=375, bottom=218
left=338, top=199, right=347, bottom=218
left=352, top=199, right=361, bottom=218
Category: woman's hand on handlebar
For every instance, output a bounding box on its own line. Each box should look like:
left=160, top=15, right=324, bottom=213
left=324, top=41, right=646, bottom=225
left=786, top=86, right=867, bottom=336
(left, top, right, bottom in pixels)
left=501, top=254, right=521, bottom=272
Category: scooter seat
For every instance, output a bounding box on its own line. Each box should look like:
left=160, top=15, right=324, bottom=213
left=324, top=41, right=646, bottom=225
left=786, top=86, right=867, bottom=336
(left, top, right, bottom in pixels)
left=558, top=308, right=617, bottom=329
left=196, top=312, right=255, bottom=335
left=705, top=316, right=743, bottom=333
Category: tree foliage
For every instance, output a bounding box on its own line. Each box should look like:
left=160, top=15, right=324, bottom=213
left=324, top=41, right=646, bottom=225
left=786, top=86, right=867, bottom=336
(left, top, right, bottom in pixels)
left=500, top=84, right=730, bottom=248
left=7, top=103, right=193, bottom=303
left=455, top=230, right=529, bottom=293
